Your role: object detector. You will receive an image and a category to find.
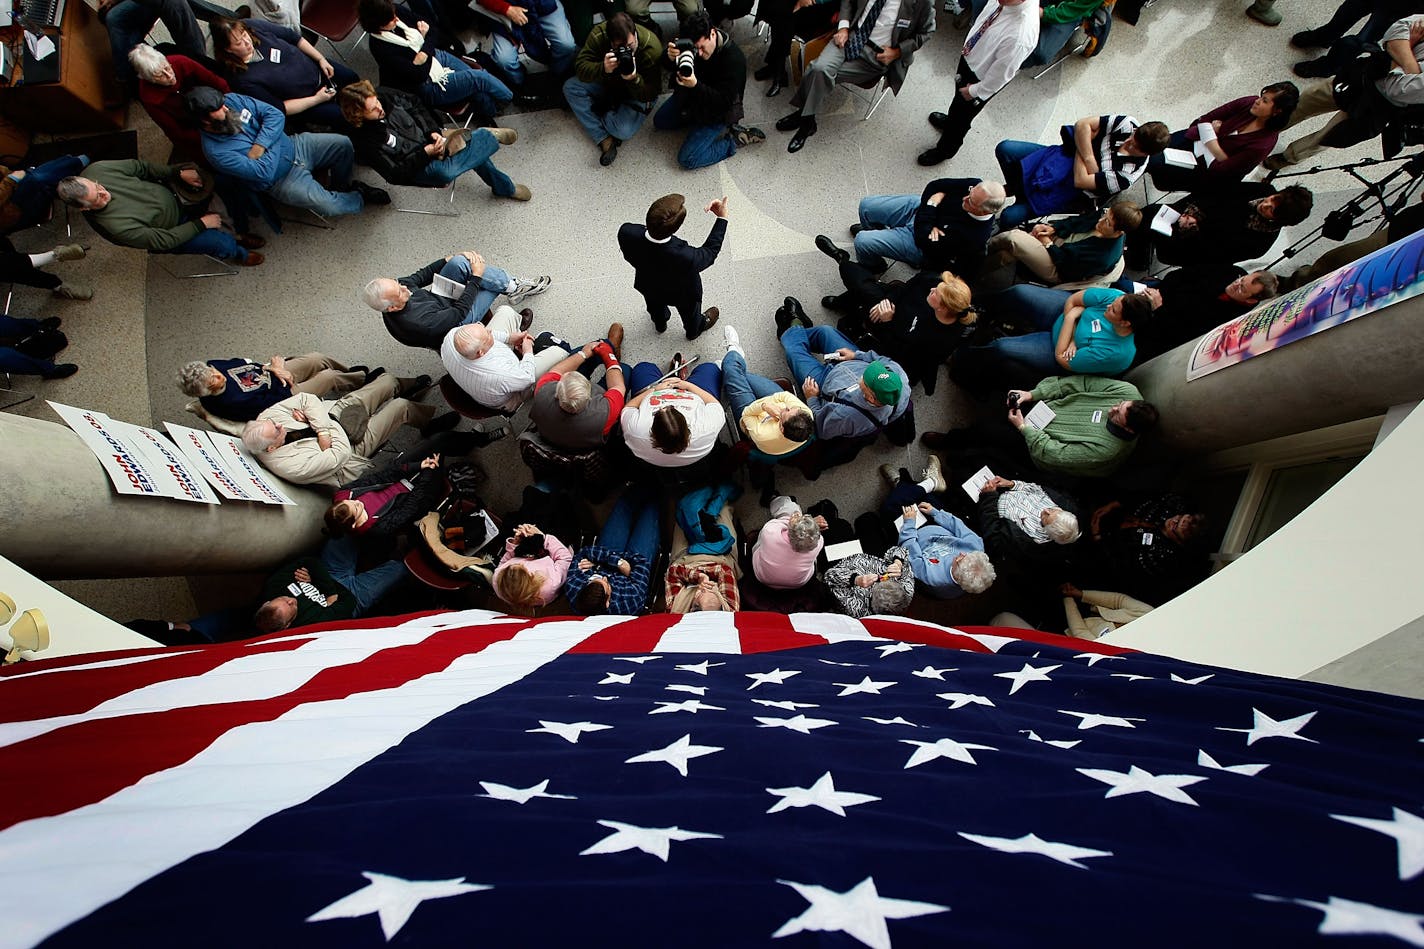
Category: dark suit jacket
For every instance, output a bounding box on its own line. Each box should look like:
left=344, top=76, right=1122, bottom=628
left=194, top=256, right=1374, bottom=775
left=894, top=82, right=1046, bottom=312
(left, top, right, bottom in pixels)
left=382, top=258, right=482, bottom=351
left=837, top=0, right=935, bottom=93
left=617, top=218, right=727, bottom=306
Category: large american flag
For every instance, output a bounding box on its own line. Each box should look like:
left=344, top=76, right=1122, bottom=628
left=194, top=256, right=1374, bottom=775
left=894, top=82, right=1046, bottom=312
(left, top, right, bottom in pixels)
left=2, top=610, right=1422, bottom=948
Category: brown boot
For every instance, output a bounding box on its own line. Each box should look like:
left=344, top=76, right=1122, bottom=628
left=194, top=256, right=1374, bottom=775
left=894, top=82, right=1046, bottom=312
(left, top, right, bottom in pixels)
left=606, top=322, right=624, bottom=361
left=241, top=252, right=265, bottom=267
left=519, top=308, right=535, bottom=331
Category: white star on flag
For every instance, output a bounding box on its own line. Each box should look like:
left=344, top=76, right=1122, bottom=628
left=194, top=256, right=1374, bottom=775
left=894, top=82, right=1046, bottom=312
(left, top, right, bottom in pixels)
left=477, top=779, right=576, bottom=804
left=994, top=663, right=1062, bottom=694
left=625, top=734, right=724, bottom=776
left=772, top=876, right=949, bottom=949
left=1331, top=807, right=1424, bottom=881
left=937, top=692, right=995, bottom=710
left=874, top=642, right=916, bottom=657
left=590, top=696, right=618, bottom=701
left=1255, top=893, right=1424, bottom=947
left=1217, top=708, right=1319, bottom=745
left=766, top=772, right=881, bottom=816
left=599, top=672, right=634, bottom=686
left=818, top=658, right=865, bottom=667
left=526, top=720, right=613, bottom=743
left=752, top=699, right=819, bottom=710
left=1078, top=765, right=1208, bottom=805
left=755, top=714, right=838, bottom=735
left=614, top=656, right=661, bottom=663
left=1172, top=672, right=1214, bottom=684
left=1074, top=652, right=1124, bottom=665
left=1197, top=750, right=1269, bottom=776
left=665, top=683, right=708, bottom=695
left=1021, top=729, right=1080, bottom=749
left=675, top=660, right=726, bottom=675
left=1058, top=710, right=1145, bottom=730
left=834, top=676, right=897, bottom=697
left=306, top=872, right=490, bottom=940
left=650, top=699, right=726, bottom=715
left=958, top=831, right=1113, bottom=869
left=1109, top=673, right=1152, bottom=682
left=863, top=716, right=919, bottom=727
left=900, top=737, right=997, bottom=769
left=912, top=666, right=958, bottom=680
left=747, top=669, right=802, bottom=689
left=579, top=820, right=723, bottom=862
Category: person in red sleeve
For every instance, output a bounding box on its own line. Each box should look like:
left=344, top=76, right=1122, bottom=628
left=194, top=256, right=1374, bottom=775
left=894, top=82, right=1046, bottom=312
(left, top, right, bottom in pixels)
left=130, top=47, right=231, bottom=164
left=529, top=323, right=627, bottom=452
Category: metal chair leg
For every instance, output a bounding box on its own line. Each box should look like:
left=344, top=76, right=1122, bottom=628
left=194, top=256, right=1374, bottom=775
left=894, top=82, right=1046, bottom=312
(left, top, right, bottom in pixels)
left=156, top=254, right=240, bottom=279
left=396, top=177, right=460, bottom=217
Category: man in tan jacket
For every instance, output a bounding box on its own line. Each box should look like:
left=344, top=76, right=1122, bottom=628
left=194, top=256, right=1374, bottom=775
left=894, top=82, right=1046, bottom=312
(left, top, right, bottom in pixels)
left=240, top=374, right=450, bottom=488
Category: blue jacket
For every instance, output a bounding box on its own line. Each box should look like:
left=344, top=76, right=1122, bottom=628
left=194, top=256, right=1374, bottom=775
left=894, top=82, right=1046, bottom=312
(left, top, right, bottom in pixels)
left=897, top=508, right=984, bottom=599
left=201, top=93, right=295, bottom=190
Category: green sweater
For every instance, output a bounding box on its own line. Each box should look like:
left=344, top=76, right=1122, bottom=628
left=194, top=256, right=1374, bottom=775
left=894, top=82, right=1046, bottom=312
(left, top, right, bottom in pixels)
left=1023, top=375, right=1142, bottom=478
left=84, top=159, right=203, bottom=253
left=261, top=556, right=357, bottom=629
left=1043, top=0, right=1103, bottom=24
left=573, top=22, right=663, bottom=104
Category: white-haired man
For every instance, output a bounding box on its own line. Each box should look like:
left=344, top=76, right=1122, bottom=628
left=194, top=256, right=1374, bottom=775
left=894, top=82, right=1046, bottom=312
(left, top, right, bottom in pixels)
left=441, top=307, right=569, bottom=412
left=751, top=496, right=825, bottom=590
left=976, top=475, right=1081, bottom=573
left=816, top=177, right=1006, bottom=276
left=529, top=324, right=627, bottom=451
left=363, top=251, right=551, bottom=351
left=241, top=374, right=452, bottom=487
left=179, top=353, right=370, bottom=423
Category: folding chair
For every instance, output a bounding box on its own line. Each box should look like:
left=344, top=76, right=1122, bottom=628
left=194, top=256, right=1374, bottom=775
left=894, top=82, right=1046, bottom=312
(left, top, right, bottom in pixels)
left=844, top=74, right=892, bottom=121
left=299, top=0, right=365, bottom=61
left=396, top=177, right=460, bottom=217
left=154, top=253, right=240, bottom=279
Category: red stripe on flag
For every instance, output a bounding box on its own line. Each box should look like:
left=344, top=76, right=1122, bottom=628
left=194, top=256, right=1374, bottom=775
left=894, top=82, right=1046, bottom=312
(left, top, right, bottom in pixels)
left=0, top=637, right=311, bottom=722
left=0, top=620, right=533, bottom=831
left=568, top=614, right=682, bottom=654
left=735, top=613, right=828, bottom=653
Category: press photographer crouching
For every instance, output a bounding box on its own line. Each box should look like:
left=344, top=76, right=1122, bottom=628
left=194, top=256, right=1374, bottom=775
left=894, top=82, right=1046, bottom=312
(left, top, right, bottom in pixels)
left=563, top=13, right=664, bottom=167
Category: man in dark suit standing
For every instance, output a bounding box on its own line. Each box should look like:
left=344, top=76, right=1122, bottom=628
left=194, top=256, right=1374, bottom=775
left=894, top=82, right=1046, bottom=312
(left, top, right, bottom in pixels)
left=773, top=0, right=936, bottom=153
left=618, top=193, right=728, bottom=340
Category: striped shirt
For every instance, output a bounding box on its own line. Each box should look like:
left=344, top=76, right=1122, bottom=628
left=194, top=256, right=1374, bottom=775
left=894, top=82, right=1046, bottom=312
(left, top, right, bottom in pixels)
left=440, top=326, right=540, bottom=410
left=1086, top=114, right=1148, bottom=199
left=995, top=482, right=1056, bottom=544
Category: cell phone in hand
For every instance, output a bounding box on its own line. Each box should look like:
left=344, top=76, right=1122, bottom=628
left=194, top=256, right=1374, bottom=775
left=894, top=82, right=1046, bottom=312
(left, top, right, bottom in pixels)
left=824, top=353, right=845, bottom=363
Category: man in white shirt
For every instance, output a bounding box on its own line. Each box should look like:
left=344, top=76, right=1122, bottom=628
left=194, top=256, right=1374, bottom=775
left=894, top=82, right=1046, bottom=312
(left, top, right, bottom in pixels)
left=773, top=0, right=936, bottom=153
left=620, top=354, right=726, bottom=467
left=441, top=306, right=570, bottom=411
left=918, top=0, right=1038, bottom=166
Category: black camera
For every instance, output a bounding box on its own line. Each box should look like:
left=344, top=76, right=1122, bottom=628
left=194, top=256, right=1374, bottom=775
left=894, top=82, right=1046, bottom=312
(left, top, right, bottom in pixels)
left=674, top=39, right=696, bottom=78
left=1007, top=391, right=1020, bottom=411
left=613, top=43, right=637, bottom=76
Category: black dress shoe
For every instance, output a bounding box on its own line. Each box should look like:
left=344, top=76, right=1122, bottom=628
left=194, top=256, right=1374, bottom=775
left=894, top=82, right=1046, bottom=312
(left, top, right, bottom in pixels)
left=1290, top=28, right=1330, bottom=49
left=927, top=110, right=950, bottom=131
left=766, top=78, right=785, bottom=98
left=784, top=295, right=811, bottom=328
left=1292, top=56, right=1331, bottom=78
left=917, top=147, right=951, bottom=167
left=420, top=411, right=461, bottom=438
left=815, top=234, right=850, bottom=265
left=788, top=119, right=816, bottom=153
left=849, top=223, right=865, bottom=236
left=775, top=110, right=804, bottom=132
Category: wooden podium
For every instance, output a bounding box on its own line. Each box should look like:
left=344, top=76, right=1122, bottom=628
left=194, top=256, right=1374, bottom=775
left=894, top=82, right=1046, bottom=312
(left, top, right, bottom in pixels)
left=3, top=0, right=124, bottom=134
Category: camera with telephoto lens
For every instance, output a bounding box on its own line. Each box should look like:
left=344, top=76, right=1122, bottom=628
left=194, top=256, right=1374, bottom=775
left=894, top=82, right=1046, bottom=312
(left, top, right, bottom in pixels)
left=613, top=43, right=636, bottom=76
left=674, top=39, right=696, bottom=78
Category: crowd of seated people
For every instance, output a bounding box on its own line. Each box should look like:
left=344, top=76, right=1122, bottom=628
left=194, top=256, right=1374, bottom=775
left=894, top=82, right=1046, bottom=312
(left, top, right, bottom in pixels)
left=15, top=0, right=1415, bottom=644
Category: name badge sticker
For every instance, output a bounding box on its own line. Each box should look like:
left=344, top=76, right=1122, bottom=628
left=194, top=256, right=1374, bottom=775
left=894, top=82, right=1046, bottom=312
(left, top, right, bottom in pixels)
left=1091, top=319, right=1102, bottom=333
left=386, top=133, right=398, bottom=148
left=1091, top=410, right=1103, bottom=423
left=269, top=47, right=281, bottom=63
left=239, top=108, right=252, bottom=123
left=896, top=17, right=911, bottom=26
left=1141, top=533, right=1154, bottom=546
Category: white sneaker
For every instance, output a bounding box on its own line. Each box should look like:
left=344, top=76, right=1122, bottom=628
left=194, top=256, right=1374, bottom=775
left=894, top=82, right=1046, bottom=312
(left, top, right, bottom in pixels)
left=507, top=275, right=551, bottom=304
left=723, top=325, right=745, bottom=356
left=922, top=454, right=947, bottom=493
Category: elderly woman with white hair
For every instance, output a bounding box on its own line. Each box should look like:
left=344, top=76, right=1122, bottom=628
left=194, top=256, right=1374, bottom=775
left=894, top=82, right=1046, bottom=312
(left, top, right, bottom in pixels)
left=823, top=544, right=916, bottom=618
left=528, top=325, right=627, bottom=452
left=975, top=475, right=1082, bottom=574
left=178, top=353, right=371, bottom=423
left=896, top=499, right=995, bottom=600
left=750, top=496, right=825, bottom=591
left=130, top=47, right=230, bottom=162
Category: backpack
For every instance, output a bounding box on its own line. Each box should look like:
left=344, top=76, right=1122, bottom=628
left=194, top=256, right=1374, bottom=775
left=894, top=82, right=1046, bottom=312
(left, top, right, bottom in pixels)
left=1080, top=0, right=1115, bottom=58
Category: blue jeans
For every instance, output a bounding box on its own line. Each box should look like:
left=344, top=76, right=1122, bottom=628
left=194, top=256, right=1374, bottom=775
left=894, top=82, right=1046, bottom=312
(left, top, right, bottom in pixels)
left=411, top=129, right=515, bottom=196
left=854, top=194, right=923, bottom=270
left=995, top=138, right=1042, bottom=230
left=0, top=314, right=56, bottom=376
left=422, top=50, right=514, bottom=115
left=598, top=491, right=661, bottom=563
left=268, top=133, right=364, bottom=217
left=320, top=536, right=409, bottom=615
left=563, top=77, right=651, bottom=144
left=780, top=324, right=856, bottom=390
left=976, top=284, right=1069, bottom=373
left=627, top=360, right=721, bottom=397
left=653, top=95, right=736, bottom=170
left=6, top=155, right=86, bottom=231
left=172, top=226, right=245, bottom=261
left=720, top=350, right=782, bottom=416
left=439, top=255, right=513, bottom=323
left=489, top=2, right=577, bottom=84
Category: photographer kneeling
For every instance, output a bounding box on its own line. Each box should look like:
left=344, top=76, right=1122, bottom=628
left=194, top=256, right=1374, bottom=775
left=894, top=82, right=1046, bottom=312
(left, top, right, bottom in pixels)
left=563, top=13, right=663, bottom=167
left=652, top=10, right=764, bottom=170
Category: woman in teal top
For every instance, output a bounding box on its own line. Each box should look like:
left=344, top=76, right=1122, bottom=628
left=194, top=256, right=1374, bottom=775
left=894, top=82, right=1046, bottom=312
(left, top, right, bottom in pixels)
left=975, top=285, right=1152, bottom=376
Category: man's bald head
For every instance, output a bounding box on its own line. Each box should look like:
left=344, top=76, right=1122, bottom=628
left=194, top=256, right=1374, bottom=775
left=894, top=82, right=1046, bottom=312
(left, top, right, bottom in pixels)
left=453, top=323, right=494, bottom=360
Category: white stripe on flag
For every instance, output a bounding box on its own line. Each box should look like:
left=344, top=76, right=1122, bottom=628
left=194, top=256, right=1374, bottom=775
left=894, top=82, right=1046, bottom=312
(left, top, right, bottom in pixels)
left=653, top=613, right=743, bottom=653
left=0, top=650, right=203, bottom=681
left=0, top=617, right=618, bottom=949
left=787, top=613, right=879, bottom=643
left=0, top=614, right=528, bottom=747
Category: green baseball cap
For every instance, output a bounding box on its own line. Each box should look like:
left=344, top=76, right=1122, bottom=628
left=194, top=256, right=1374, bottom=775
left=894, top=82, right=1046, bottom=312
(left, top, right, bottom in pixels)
left=862, top=360, right=902, bottom=406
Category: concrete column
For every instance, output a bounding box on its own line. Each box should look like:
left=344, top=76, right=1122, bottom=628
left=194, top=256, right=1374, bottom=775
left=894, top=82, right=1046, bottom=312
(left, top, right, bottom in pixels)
left=0, top=414, right=326, bottom=580
left=1126, top=287, right=1424, bottom=456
